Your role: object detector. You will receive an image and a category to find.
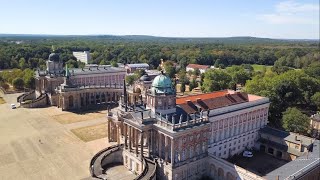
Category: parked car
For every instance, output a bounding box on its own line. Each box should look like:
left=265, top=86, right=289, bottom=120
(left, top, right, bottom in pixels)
left=243, top=150, right=253, bottom=158
left=10, top=104, right=16, bottom=109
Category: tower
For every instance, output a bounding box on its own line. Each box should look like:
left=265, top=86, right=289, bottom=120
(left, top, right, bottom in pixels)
left=146, top=71, right=176, bottom=115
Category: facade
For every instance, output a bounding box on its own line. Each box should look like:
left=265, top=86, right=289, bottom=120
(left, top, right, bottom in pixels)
left=125, top=63, right=150, bottom=74
left=72, top=51, right=91, bottom=64
left=103, top=72, right=273, bottom=180
left=310, top=113, right=320, bottom=139
left=186, top=64, right=210, bottom=74
left=19, top=53, right=126, bottom=111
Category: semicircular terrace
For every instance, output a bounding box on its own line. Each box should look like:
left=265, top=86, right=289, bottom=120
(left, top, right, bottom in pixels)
left=89, top=144, right=157, bottom=180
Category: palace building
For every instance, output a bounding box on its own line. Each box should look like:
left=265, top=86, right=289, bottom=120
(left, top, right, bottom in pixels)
left=89, top=72, right=278, bottom=180
left=18, top=53, right=126, bottom=110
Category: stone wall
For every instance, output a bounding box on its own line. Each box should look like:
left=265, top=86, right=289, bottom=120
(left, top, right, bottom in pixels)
left=21, top=94, right=47, bottom=108
left=101, top=148, right=123, bottom=168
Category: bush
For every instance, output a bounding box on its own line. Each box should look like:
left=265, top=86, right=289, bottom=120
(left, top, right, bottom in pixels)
left=0, top=82, right=9, bottom=90
left=12, top=78, right=24, bottom=90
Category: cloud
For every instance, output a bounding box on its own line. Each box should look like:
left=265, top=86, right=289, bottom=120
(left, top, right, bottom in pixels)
left=258, top=0, right=319, bottom=25
left=276, top=0, right=319, bottom=13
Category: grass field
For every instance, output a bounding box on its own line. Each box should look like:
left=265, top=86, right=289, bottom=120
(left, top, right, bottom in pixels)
left=251, top=64, right=273, bottom=72
left=0, top=97, right=5, bottom=104
left=71, top=123, right=107, bottom=142
left=52, top=110, right=106, bottom=124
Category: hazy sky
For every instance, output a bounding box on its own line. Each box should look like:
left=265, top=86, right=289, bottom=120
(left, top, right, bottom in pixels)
left=0, top=0, right=319, bottom=39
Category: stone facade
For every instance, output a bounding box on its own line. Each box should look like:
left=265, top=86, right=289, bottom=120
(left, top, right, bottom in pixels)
left=25, top=53, right=126, bottom=110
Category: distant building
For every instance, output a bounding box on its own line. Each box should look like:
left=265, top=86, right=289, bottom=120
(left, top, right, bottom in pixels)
left=125, top=63, right=149, bottom=74
left=18, top=53, right=126, bottom=111
left=310, top=113, right=320, bottom=139
left=73, top=51, right=91, bottom=64
left=186, top=64, right=210, bottom=74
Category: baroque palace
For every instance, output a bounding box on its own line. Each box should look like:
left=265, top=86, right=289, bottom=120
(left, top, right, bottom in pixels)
left=18, top=52, right=126, bottom=110
left=92, top=72, right=272, bottom=180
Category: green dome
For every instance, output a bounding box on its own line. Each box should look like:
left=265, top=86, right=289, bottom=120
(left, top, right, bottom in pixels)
left=151, top=74, right=175, bottom=95
left=152, top=74, right=172, bottom=88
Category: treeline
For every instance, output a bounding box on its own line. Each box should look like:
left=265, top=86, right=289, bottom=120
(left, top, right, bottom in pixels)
left=0, top=36, right=319, bottom=71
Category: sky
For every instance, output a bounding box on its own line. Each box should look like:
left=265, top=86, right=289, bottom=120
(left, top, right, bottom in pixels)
left=0, top=0, right=319, bottom=39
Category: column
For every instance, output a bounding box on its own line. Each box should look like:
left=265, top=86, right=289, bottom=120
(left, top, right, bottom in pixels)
left=159, top=133, right=162, bottom=159
left=140, top=131, right=144, bottom=158
left=124, top=124, right=128, bottom=149
left=171, top=138, right=174, bottom=165
left=165, top=136, right=168, bottom=163
left=129, top=126, right=132, bottom=151
left=117, top=125, right=120, bottom=145
left=135, top=129, right=138, bottom=156
left=147, top=130, right=151, bottom=157
left=107, top=120, right=111, bottom=142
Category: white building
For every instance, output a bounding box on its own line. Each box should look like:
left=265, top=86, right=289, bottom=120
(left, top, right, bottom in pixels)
left=72, top=51, right=91, bottom=64
left=186, top=64, right=210, bottom=74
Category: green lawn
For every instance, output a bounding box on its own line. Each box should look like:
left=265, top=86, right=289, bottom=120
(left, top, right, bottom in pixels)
left=251, top=64, right=273, bottom=72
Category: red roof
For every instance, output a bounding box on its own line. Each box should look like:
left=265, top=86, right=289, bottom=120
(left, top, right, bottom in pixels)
left=176, top=90, right=249, bottom=114
left=186, top=64, right=210, bottom=70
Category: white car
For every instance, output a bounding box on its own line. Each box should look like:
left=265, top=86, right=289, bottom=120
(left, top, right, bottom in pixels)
left=10, top=104, right=16, bottom=109
left=243, top=151, right=253, bottom=158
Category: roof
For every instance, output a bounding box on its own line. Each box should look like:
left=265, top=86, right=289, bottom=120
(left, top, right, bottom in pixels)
left=186, top=64, right=210, bottom=70
left=126, top=63, right=149, bottom=68
left=266, top=139, right=320, bottom=180
left=176, top=91, right=249, bottom=114
left=260, top=126, right=313, bottom=147
left=69, top=66, right=126, bottom=76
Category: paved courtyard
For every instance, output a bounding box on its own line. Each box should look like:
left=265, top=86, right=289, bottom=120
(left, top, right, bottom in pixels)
left=0, top=93, right=113, bottom=180
left=228, top=151, right=289, bottom=176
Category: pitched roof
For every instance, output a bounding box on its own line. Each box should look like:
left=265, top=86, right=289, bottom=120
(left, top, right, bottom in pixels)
left=176, top=91, right=249, bottom=114
left=126, top=63, right=149, bottom=68
left=186, top=64, right=210, bottom=70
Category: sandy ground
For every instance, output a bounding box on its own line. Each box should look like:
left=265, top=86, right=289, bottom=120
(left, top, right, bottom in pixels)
left=0, top=93, right=113, bottom=180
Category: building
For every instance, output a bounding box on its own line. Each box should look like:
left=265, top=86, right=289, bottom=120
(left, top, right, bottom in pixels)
left=18, top=53, right=126, bottom=111
left=260, top=127, right=320, bottom=180
left=125, top=63, right=149, bottom=74
left=186, top=64, right=210, bottom=74
left=310, top=113, right=320, bottom=139
left=90, top=72, right=277, bottom=180
left=258, top=126, right=314, bottom=161
left=72, top=51, right=91, bottom=64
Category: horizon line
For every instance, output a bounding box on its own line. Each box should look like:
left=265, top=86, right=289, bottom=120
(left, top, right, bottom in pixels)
left=0, top=33, right=319, bottom=41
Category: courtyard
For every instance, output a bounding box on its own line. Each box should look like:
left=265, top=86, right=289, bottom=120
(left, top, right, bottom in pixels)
left=227, top=150, right=289, bottom=177
left=0, top=92, right=116, bottom=180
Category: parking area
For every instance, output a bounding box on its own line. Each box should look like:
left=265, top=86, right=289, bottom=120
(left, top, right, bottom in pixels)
left=0, top=93, right=113, bottom=180
left=228, top=150, right=289, bottom=176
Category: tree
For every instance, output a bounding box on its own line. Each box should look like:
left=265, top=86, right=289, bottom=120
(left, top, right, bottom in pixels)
left=194, top=68, right=200, bottom=76
left=111, top=61, right=118, bottom=67
left=311, top=92, right=320, bottom=110
left=163, top=61, right=176, bottom=79
left=201, top=69, right=232, bottom=92
left=12, top=78, right=24, bottom=90
left=134, top=69, right=146, bottom=77
left=19, top=58, right=27, bottom=69
left=282, top=107, right=310, bottom=134
left=125, top=75, right=138, bottom=86
left=189, top=77, right=197, bottom=91
left=180, top=82, right=186, bottom=94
